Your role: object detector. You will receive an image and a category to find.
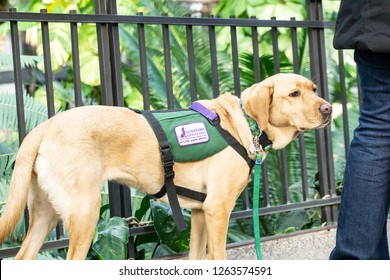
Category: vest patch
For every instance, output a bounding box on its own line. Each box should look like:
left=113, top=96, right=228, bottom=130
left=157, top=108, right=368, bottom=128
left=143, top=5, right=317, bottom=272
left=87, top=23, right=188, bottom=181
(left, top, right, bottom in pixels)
left=174, top=122, right=209, bottom=146
left=151, top=110, right=229, bottom=162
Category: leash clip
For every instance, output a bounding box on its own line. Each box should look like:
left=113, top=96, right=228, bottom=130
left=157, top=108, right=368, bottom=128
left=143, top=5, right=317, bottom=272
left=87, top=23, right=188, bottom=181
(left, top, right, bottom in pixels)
left=249, top=135, right=262, bottom=155
left=250, top=135, right=271, bottom=165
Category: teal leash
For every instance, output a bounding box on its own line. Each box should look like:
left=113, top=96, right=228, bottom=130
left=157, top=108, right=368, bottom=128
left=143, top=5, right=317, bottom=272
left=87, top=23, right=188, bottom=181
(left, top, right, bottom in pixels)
left=253, top=153, right=263, bottom=260
left=252, top=146, right=271, bottom=260
left=240, top=99, right=272, bottom=260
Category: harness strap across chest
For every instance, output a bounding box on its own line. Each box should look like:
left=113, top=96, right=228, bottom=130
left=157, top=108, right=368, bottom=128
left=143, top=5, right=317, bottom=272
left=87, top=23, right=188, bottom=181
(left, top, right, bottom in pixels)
left=133, top=103, right=254, bottom=231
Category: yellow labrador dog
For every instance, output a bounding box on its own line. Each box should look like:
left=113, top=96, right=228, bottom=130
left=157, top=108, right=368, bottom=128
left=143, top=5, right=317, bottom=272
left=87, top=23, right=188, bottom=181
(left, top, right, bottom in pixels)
left=0, top=73, right=332, bottom=260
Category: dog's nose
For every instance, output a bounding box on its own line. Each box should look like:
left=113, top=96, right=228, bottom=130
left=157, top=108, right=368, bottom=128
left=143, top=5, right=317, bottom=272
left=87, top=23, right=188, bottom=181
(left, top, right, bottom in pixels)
left=319, top=103, right=332, bottom=116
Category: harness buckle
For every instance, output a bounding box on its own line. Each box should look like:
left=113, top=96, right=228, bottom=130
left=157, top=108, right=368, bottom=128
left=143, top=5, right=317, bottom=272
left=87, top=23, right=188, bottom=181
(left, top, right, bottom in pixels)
left=164, top=169, right=175, bottom=181
left=160, top=145, right=173, bottom=161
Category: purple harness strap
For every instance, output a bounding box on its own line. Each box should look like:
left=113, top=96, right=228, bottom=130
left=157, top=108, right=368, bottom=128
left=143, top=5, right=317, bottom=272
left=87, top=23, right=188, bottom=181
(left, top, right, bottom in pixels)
left=189, top=102, right=219, bottom=122
left=190, top=101, right=255, bottom=170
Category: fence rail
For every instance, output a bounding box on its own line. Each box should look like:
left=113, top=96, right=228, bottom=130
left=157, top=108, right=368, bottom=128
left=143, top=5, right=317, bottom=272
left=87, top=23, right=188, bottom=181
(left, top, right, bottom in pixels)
left=0, top=0, right=345, bottom=259
left=1, top=10, right=336, bottom=28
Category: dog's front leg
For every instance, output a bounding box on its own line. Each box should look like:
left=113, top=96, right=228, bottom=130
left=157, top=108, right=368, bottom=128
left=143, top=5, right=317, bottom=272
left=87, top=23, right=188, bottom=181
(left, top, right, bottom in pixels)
left=189, top=209, right=207, bottom=259
left=203, top=203, right=232, bottom=260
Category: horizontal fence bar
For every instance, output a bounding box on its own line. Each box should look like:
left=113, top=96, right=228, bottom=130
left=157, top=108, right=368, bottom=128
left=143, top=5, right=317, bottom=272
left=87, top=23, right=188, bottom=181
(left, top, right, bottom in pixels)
left=231, top=196, right=341, bottom=220
left=0, top=11, right=335, bottom=28
left=0, top=239, right=69, bottom=259
left=0, top=196, right=340, bottom=259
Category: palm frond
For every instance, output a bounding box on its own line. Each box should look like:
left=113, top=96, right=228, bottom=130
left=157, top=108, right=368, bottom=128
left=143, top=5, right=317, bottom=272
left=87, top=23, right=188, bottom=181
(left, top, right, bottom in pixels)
left=0, top=92, right=49, bottom=132
left=0, top=92, right=51, bottom=185
left=0, top=53, right=43, bottom=69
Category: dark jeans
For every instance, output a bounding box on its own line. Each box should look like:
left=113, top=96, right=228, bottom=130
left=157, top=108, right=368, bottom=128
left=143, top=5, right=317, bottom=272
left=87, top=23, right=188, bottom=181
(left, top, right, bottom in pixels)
left=330, top=51, right=390, bottom=259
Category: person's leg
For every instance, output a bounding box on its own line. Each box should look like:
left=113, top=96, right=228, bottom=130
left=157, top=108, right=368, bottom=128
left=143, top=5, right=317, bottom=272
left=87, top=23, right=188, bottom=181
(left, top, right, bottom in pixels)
left=330, top=51, right=390, bottom=260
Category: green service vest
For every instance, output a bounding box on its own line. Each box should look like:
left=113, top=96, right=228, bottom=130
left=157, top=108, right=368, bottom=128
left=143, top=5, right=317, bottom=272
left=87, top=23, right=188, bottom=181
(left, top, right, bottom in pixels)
left=151, top=110, right=229, bottom=162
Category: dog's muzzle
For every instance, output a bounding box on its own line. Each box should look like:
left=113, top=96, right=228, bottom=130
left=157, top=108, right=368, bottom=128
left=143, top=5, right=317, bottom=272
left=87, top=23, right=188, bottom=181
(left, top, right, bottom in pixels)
left=319, top=102, right=332, bottom=127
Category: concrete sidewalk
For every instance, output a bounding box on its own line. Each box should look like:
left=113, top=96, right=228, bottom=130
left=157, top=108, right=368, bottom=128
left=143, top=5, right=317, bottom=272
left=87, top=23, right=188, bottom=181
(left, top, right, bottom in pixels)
left=226, top=219, right=390, bottom=260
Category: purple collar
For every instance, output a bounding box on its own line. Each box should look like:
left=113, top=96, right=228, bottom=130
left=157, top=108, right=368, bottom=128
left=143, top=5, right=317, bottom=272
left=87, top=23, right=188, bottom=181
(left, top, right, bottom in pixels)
left=189, top=102, right=219, bottom=122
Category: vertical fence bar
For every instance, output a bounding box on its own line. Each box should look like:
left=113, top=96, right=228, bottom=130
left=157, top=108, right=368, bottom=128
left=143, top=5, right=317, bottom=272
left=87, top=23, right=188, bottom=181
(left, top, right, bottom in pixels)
left=162, top=13, right=174, bottom=109
left=338, top=50, right=350, bottom=158
left=95, top=0, right=123, bottom=221
left=185, top=14, right=197, bottom=102
left=208, top=15, right=219, bottom=98
left=41, top=9, right=64, bottom=239
left=290, top=18, right=300, bottom=74
left=106, top=0, right=124, bottom=107
left=95, top=0, right=113, bottom=106
left=229, top=16, right=252, bottom=218
left=251, top=17, right=270, bottom=207
left=251, top=16, right=261, bottom=83
left=106, top=0, right=133, bottom=259
left=137, top=12, right=150, bottom=110
left=291, top=18, right=309, bottom=201
left=271, top=18, right=290, bottom=204
left=106, top=0, right=129, bottom=215
left=306, top=0, right=337, bottom=224
left=230, top=16, right=241, bottom=97
left=271, top=18, right=281, bottom=73
left=69, top=10, right=83, bottom=107
left=9, top=8, right=26, bottom=144
left=40, top=9, right=55, bottom=118
left=9, top=8, right=29, bottom=231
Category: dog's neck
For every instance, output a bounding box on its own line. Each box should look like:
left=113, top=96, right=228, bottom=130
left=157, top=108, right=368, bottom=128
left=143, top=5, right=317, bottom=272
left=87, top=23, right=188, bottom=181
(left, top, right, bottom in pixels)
left=195, top=94, right=273, bottom=160
left=239, top=99, right=272, bottom=154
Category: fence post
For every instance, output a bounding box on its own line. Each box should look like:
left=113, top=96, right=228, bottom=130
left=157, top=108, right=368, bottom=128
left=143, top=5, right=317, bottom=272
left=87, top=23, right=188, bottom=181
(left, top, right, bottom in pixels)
left=306, top=0, right=337, bottom=225
left=94, top=0, right=134, bottom=259
left=9, top=7, right=30, bottom=231
left=106, top=0, right=124, bottom=107
left=95, top=0, right=114, bottom=106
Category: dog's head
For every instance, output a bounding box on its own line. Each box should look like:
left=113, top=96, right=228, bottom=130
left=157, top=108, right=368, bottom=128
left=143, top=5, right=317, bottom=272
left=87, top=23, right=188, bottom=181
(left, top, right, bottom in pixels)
left=241, top=73, right=332, bottom=149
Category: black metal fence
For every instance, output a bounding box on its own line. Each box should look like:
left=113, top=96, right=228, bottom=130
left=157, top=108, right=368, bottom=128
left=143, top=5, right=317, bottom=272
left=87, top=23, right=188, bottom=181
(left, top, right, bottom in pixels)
left=0, top=0, right=348, bottom=259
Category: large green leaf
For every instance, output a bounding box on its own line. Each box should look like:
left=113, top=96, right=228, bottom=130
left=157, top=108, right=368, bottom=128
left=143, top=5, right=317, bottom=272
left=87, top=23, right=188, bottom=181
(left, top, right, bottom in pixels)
left=88, top=217, right=129, bottom=260
left=150, top=200, right=191, bottom=253
left=134, top=195, right=151, bottom=221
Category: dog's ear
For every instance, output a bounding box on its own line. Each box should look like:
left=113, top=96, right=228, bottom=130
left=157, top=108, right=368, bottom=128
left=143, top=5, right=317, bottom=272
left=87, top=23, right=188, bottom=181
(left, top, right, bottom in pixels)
left=242, top=83, right=274, bottom=131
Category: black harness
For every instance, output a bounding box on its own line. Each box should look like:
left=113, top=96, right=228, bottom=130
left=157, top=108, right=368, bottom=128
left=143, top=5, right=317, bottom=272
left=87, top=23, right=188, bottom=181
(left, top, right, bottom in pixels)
left=131, top=102, right=271, bottom=231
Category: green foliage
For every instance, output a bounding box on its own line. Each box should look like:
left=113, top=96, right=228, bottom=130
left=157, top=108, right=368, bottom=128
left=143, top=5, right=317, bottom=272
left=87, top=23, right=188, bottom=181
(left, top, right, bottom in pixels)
left=0, top=53, right=43, bottom=69
left=0, top=90, right=51, bottom=181
left=87, top=214, right=129, bottom=260
left=0, top=92, right=49, bottom=132
left=0, top=90, right=52, bottom=247
left=150, top=200, right=191, bottom=253
left=214, top=0, right=307, bottom=20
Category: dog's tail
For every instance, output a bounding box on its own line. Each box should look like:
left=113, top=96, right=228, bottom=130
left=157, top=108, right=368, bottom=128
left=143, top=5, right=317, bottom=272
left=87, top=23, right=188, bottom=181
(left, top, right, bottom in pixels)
left=0, top=122, right=45, bottom=244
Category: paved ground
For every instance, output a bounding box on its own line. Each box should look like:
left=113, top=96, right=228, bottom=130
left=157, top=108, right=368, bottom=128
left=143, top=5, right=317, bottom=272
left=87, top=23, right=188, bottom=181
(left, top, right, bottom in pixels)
left=226, top=227, right=337, bottom=260
left=226, top=219, right=390, bottom=260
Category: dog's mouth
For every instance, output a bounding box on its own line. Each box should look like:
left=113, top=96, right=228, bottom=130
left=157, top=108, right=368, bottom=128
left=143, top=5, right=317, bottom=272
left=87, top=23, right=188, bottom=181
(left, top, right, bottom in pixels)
left=317, top=116, right=332, bottom=128
left=297, top=116, right=332, bottom=132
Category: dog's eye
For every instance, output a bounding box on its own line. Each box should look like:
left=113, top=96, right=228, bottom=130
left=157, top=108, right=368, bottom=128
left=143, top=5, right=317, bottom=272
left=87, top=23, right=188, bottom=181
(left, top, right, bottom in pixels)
left=289, top=90, right=300, bottom=97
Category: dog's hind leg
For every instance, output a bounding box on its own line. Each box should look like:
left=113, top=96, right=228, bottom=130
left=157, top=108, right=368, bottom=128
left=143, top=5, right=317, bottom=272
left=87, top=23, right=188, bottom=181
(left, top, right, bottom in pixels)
left=15, top=180, right=59, bottom=260
left=64, top=191, right=101, bottom=260
left=189, top=209, right=207, bottom=260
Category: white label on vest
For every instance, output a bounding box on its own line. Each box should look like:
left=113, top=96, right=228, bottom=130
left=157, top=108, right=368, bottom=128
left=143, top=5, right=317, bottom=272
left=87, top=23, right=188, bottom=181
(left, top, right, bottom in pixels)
left=174, top=122, right=209, bottom=146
